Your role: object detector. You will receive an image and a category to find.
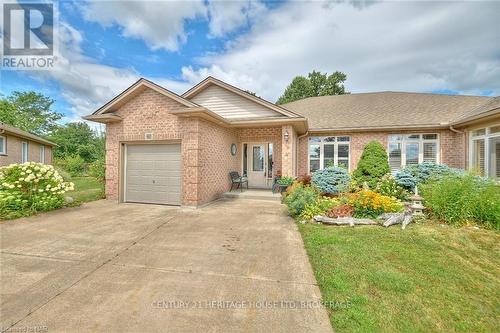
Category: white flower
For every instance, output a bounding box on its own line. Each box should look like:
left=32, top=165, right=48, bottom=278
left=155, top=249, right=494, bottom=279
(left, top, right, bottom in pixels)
left=38, top=189, right=44, bottom=192
left=26, top=170, right=32, bottom=174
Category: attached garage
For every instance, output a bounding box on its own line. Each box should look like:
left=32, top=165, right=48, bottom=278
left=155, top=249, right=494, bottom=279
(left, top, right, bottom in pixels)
left=124, top=143, right=181, bottom=205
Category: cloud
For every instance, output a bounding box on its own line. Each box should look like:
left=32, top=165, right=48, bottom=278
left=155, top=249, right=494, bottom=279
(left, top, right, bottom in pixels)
left=29, top=22, right=192, bottom=123
left=82, top=0, right=206, bottom=51
left=207, top=0, right=266, bottom=37
left=182, top=1, right=500, bottom=101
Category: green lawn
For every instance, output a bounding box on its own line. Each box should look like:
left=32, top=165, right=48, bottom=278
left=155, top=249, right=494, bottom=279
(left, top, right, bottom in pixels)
left=70, top=176, right=104, bottom=203
left=298, top=222, right=500, bottom=333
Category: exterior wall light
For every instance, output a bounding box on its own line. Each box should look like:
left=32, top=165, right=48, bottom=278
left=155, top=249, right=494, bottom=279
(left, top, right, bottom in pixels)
left=284, top=130, right=290, bottom=142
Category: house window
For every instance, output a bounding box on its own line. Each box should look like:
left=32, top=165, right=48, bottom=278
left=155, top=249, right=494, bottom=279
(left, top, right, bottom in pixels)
left=40, top=145, right=45, bottom=163
left=21, top=142, right=28, bottom=163
left=308, top=136, right=350, bottom=173
left=470, top=125, right=500, bottom=179
left=388, top=134, right=439, bottom=171
left=0, top=136, right=5, bottom=154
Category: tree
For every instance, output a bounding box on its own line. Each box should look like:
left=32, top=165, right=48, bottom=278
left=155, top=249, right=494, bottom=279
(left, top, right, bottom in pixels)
left=276, top=70, right=348, bottom=104
left=0, top=91, right=62, bottom=135
left=353, top=141, right=390, bottom=189
left=48, top=122, right=105, bottom=163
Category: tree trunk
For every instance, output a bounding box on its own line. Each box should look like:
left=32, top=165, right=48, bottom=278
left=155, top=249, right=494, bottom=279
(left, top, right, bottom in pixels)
left=382, top=214, right=404, bottom=227
left=313, top=216, right=378, bottom=226
left=401, top=215, right=413, bottom=230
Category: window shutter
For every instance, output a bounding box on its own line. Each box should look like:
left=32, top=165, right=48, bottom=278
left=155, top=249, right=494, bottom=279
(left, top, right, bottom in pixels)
left=423, top=142, right=437, bottom=163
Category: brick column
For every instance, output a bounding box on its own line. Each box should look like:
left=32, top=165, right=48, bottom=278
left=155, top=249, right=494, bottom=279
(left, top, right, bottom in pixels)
left=182, top=118, right=202, bottom=206
left=281, top=125, right=295, bottom=176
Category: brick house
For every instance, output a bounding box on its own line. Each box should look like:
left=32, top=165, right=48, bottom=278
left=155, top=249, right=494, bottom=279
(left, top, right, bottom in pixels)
left=0, top=123, right=55, bottom=166
left=84, top=77, right=500, bottom=207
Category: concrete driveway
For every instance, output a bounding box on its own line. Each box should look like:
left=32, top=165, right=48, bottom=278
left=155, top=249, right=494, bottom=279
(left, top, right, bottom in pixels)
left=0, top=199, right=332, bottom=333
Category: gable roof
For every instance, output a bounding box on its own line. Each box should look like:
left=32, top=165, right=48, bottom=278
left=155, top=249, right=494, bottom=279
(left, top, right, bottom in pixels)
left=91, top=78, right=201, bottom=116
left=182, top=76, right=303, bottom=119
left=281, top=92, right=494, bottom=131
left=84, top=76, right=308, bottom=133
left=0, top=123, right=56, bottom=146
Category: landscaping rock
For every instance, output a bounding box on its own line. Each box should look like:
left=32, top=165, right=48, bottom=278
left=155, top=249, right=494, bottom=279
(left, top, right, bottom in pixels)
left=64, top=196, right=74, bottom=204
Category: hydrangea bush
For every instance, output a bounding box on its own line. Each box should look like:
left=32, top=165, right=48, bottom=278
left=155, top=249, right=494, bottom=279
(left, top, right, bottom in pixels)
left=0, top=162, right=74, bottom=219
left=312, top=167, right=351, bottom=194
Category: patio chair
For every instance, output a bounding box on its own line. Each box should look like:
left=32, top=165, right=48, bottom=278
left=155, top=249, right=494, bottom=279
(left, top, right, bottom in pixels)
left=229, top=171, right=248, bottom=192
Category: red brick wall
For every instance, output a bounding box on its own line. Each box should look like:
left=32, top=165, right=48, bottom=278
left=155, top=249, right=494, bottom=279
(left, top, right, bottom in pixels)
left=440, top=130, right=466, bottom=169
left=198, top=120, right=240, bottom=205
left=297, top=129, right=465, bottom=176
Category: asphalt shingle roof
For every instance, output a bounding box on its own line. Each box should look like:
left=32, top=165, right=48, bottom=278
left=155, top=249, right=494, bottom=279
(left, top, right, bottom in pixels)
left=453, top=96, right=500, bottom=123
left=281, top=92, right=495, bottom=130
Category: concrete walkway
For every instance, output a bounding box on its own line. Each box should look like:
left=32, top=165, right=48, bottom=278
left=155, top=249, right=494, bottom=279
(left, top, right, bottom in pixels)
left=0, top=199, right=332, bottom=333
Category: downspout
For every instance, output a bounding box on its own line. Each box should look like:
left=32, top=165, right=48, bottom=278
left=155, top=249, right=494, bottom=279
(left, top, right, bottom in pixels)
left=298, top=131, right=309, bottom=139
left=449, top=125, right=464, bottom=134
left=449, top=124, right=467, bottom=169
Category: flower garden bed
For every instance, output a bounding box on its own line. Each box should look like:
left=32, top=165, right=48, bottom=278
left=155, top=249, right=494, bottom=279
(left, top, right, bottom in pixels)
left=283, top=143, right=499, bottom=230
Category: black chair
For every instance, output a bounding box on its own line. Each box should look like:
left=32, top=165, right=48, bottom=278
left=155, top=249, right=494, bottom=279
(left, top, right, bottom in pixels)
left=229, top=171, right=248, bottom=192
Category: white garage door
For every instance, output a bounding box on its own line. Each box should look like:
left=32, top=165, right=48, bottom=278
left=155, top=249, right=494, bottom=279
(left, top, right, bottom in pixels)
left=125, top=144, right=181, bottom=205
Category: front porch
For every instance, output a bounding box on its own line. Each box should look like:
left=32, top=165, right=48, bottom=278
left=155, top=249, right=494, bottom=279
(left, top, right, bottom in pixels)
left=222, top=188, right=282, bottom=202
left=237, top=125, right=297, bottom=190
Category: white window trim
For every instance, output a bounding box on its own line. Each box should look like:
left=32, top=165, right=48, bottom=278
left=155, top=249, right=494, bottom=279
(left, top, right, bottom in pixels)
left=21, top=141, right=28, bottom=163
left=308, top=136, right=351, bottom=174
left=40, top=145, right=45, bottom=163
left=468, top=123, right=500, bottom=179
left=0, top=135, right=6, bottom=155
left=388, top=133, right=440, bottom=169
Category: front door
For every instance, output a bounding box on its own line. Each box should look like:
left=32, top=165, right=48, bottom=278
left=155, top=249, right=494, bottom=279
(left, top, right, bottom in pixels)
left=247, top=143, right=268, bottom=188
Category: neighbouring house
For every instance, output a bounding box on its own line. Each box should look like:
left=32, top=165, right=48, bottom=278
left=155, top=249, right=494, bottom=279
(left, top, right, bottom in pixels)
left=84, top=77, right=500, bottom=207
left=0, top=123, right=55, bottom=166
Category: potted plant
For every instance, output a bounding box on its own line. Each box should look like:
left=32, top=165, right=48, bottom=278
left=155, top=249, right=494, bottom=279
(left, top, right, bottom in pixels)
left=277, top=176, right=295, bottom=193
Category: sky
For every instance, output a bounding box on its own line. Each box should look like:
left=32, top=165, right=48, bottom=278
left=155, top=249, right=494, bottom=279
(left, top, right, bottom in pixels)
left=1, top=0, right=500, bottom=125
